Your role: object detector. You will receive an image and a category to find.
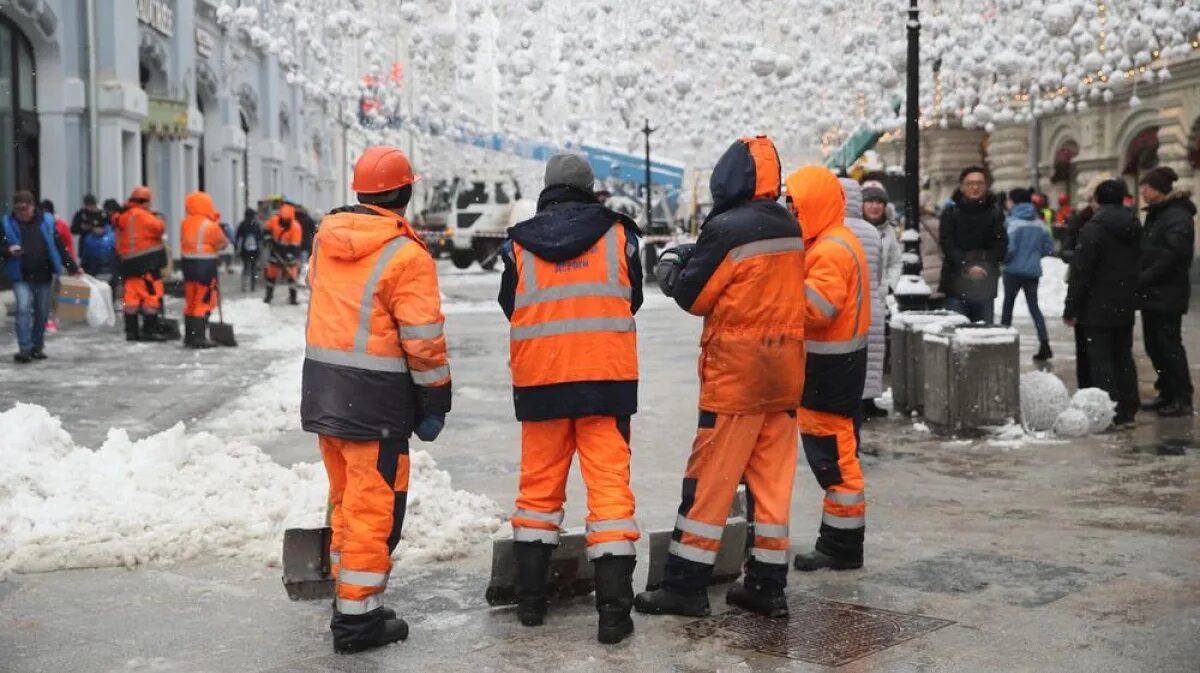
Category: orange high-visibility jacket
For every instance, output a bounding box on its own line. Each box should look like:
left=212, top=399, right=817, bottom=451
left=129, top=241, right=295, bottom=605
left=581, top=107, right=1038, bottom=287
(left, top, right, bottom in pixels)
left=673, top=136, right=807, bottom=415
left=180, top=191, right=229, bottom=283
left=301, top=204, right=451, bottom=440
left=786, top=166, right=871, bottom=416
left=498, top=185, right=642, bottom=421
left=266, top=203, right=304, bottom=263
left=114, top=202, right=167, bottom=277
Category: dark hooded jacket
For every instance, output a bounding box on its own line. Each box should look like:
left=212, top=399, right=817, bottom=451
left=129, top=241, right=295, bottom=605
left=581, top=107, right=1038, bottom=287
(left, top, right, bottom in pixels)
left=1064, top=205, right=1141, bottom=327
left=939, top=190, right=1008, bottom=300
left=1138, top=191, right=1196, bottom=313
left=498, top=183, right=642, bottom=420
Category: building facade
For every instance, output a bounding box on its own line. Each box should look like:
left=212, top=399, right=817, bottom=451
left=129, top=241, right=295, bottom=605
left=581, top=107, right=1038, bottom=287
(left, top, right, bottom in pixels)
left=0, top=0, right=341, bottom=258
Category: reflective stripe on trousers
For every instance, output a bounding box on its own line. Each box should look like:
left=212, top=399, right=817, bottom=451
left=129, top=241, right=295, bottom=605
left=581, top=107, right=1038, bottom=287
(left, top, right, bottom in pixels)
left=669, top=514, right=723, bottom=565
left=584, top=518, right=638, bottom=558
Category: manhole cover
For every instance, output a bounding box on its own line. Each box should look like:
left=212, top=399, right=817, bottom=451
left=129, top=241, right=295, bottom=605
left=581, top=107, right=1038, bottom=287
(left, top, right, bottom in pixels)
left=682, top=594, right=953, bottom=666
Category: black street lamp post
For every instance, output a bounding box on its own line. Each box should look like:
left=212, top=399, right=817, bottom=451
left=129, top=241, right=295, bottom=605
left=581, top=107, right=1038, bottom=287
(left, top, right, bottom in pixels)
left=642, top=118, right=657, bottom=282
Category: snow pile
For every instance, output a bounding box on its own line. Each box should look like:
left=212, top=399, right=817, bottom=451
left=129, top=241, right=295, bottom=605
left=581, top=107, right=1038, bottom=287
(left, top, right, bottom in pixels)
left=202, top=356, right=303, bottom=440
left=1020, top=371, right=1071, bottom=431
left=0, top=404, right=502, bottom=578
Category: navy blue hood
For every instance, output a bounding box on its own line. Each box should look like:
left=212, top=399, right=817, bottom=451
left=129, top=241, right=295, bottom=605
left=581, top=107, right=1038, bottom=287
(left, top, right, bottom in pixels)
left=510, top=184, right=638, bottom=262
left=708, top=137, right=782, bottom=220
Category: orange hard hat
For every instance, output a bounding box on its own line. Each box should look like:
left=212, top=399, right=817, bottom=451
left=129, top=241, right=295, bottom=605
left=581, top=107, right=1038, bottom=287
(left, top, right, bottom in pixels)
left=352, top=145, right=419, bottom=194
left=130, top=185, right=152, bottom=202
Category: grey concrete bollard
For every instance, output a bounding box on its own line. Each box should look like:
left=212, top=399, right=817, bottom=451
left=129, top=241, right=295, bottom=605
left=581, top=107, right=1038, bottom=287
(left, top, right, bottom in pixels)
left=922, top=323, right=1021, bottom=432
left=891, top=311, right=970, bottom=415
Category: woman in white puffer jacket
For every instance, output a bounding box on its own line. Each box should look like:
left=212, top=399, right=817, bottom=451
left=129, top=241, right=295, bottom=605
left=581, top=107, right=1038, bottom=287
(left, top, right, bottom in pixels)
left=838, top=178, right=886, bottom=418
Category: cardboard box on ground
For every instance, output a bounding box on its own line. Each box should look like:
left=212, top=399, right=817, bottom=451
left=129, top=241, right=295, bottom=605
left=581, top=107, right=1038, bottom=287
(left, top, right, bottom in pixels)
left=56, top=276, right=91, bottom=322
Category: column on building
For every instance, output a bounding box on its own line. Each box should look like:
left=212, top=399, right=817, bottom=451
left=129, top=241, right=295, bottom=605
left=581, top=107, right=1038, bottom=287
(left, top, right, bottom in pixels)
left=921, top=126, right=988, bottom=207
left=94, top=2, right=146, bottom=206
left=986, top=123, right=1032, bottom=193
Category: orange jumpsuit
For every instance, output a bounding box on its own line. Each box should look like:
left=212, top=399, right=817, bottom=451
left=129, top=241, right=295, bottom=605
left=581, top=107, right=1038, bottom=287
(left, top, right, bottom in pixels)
left=660, top=136, right=807, bottom=594
left=785, top=166, right=871, bottom=565
left=301, top=203, right=451, bottom=620
left=264, top=203, right=303, bottom=296
left=498, top=193, right=642, bottom=559
left=179, top=192, right=228, bottom=319
left=114, top=202, right=167, bottom=316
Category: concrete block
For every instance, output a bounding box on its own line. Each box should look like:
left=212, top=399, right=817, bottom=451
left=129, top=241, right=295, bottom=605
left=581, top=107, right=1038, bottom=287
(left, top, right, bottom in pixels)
left=922, top=324, right=1021, bottom=432
left=891, top=311, right=970, bottom=415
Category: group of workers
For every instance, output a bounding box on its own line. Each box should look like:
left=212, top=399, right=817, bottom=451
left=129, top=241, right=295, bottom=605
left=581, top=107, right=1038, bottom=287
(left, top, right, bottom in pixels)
left=302, top=139, right=870, bottom=654
left=109, top=188, right=306, bottom=347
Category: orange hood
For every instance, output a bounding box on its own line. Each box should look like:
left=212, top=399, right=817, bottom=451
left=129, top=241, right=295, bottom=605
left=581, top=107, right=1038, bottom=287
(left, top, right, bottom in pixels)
left=278, top=203, right=296, bottom=221
left=316, top=205, right=425, bottom=262
left=185, top=191, right=220, bottom=221
left=785, top=166, right=845, bottom=242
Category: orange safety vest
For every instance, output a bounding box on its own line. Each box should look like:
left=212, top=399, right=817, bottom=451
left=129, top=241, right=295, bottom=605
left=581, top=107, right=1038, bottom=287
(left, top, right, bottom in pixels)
left=509, top=224, right=638, bottom=389
left=180, top=192, right=227, bottom=282
left=114, top=203, right=167, bottom=276
left=301, top=204, right=451, bottom=440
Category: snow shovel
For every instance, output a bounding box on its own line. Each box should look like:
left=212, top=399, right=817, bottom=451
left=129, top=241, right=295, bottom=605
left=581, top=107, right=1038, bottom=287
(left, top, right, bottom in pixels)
left=209, top=276, right=237, bottom=347
left=282, top=525, right=334, bottom=601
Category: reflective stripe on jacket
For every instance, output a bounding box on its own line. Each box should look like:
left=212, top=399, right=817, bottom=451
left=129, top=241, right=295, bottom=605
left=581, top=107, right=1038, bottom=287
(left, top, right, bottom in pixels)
left=267, top=203, right=304, bottom=264
left=180, top=192, right=229, bottom=283
left=114, top=203, right=167, bottom=277
left=301, top=204, right=451, bottom=440
left=674, top=137, right=807, bottom=415
left=787, top=166, right=870, bottom=417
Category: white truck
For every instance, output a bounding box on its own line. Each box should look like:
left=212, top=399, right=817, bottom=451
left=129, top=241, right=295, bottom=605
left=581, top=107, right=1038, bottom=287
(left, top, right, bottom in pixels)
left=446, top=177, right=523, bottom=270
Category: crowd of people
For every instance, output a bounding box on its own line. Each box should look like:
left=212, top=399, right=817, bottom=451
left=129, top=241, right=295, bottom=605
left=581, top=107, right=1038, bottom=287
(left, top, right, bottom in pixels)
left=1, top=189, right=317, bottom=360
left=915, top=164, right=1195, bottom=425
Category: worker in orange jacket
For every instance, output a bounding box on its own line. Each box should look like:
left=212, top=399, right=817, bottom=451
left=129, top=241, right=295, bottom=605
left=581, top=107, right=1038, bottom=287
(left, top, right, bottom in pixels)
left=636, top=136, right=807, bottom=619
left=497, top=153, right=643, bottom=644
left=785, top=166, right=871, bottom=572
left=264, top=202, right=303, bottom=305
left=113, top=186, right=170, bottom=342
left=179, top=191, right=229, bottom=348
left=301, top=145, right=452, bottom=654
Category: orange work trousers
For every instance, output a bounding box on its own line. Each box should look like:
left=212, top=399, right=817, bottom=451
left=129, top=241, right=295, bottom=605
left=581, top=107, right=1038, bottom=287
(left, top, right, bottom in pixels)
left=511, top=416, right=638, bottom=559
left=183, top=279, right=218, bottom=318
left=798, top=407, right=865, bottom=563
left=321, top=435, right=410, bottom=616
left=122, top=272, right=164, bottom=316
left=265, top=262, right=299, bottom=287
left=663, top=410, right=798, bottom=593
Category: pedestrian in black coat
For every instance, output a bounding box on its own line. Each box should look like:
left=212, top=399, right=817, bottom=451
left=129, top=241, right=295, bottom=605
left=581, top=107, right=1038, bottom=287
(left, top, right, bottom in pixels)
left=939, top=166, right=1008, bottom=323
left=1137, top=166, right=1196, bottom=417
left=1064, top=179, right=1141, bottom=425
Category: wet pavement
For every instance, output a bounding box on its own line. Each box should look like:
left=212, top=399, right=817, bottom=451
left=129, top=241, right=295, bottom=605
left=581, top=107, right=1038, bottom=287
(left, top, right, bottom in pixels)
left=1, top=263, right=1198, bottom=672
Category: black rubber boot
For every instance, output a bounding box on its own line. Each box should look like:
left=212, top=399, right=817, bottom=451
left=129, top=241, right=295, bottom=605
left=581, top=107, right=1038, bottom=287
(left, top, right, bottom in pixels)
left=30, top=347, right=46, bottom=360
left=124, top=314, right=140, bottom=342
left=263, top=286, right=274, bottom=304
left=288, top=287, right=299, bottom=305
left=330, top=607, right=408, bottom=654
left=593, top=556, right=635, bottom=644
left=138, top=315, right=171, bottom=342
left=184, top=317, right=217, bottom=349
left=1033, top=341, right=1053, bottom=361
left=725, top=581, right=788, bottom=618
left=792, top=548, right=863, bottom=571
left=13, top=351, right=32, bottom=364
left=633, top=587, right=710, bottom=617
left=1157, top=400, right=1194, bottom=418
left=513, top=542, right=554, bottom=626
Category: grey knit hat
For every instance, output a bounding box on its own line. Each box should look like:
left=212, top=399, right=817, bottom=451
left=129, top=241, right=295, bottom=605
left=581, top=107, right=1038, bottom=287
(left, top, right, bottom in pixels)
left=544, top=153, right=594, bottom=191
left=862, top=184, right=889, bottom=203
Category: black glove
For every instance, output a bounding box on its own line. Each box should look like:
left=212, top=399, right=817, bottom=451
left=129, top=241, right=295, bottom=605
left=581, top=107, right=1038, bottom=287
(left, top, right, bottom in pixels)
left=655, top=243, right=695, bottom=297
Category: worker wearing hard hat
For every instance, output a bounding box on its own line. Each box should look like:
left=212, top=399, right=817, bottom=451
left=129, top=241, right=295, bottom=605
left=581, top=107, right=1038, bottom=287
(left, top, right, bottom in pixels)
left=498, top=154, right=643, bottom=644
left=263, top=202, right=304, bottom=305
left=300, top=145, right=452, bottom=654
left=113, top=186, right=170, bottom=342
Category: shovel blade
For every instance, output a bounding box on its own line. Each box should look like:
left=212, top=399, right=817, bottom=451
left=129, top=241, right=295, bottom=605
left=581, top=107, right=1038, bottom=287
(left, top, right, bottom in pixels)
left=282, top=527, right=334, bottom=601
left=209, top=321, right=237, bottom=347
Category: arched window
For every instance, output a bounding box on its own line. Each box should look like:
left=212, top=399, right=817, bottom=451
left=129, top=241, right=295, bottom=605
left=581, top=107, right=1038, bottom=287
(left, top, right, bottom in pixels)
left=1188, top=117, right=1200, bottom=171
left=0, top=14, right=37, bottom=211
